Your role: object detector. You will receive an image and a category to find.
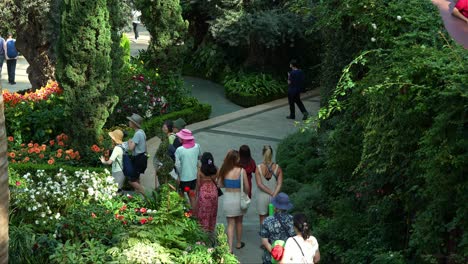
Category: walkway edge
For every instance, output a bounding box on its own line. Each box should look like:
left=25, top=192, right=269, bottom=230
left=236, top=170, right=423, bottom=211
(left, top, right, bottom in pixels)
left=188, top=89, right=321, bottom=132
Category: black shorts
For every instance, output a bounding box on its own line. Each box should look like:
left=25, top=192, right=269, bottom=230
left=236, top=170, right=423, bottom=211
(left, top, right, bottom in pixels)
left=179, top=179, right=196, bottom=193
left=129, top=153, right=147, bottom=182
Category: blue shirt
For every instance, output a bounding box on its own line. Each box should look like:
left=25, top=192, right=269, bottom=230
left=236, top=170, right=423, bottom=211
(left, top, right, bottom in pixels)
left=224, top=178, right=241, bottom=188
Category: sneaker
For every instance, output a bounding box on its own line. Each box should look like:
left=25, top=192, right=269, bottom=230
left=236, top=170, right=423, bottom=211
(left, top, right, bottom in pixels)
left=10, top=82, right=16, bottom=85
left=302, top=113, right=309, bottom=120
left=286, top=116, right=295, bottom=120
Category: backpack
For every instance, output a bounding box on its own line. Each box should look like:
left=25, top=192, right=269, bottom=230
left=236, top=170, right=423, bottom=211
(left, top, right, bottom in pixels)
left=116, top=146, right=138, bottom=179
left=6, top=40, right=18, bottom=58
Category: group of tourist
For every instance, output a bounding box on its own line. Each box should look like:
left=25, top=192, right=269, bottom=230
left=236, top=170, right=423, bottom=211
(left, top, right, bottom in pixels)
left=0, top=32, right=18, bottom=85
left=99, top=113, right=320, bottom=263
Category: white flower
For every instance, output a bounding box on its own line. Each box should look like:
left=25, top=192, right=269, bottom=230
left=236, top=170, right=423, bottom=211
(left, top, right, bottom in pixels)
left=371, top=23, right=377, bottom=30
left=53, top=234, right=57, bottom=238
left=371, top=37, right=376, bottom=42
left=41, top=212, right=46, bottom=217
left=35, top=220, right=40, bottom=225
left=397, top=16, right=402, bottom=21
left=32, top=206, right=37, bottom=211
left=87, top=187, right=95, bottom=196
left=55, top=213, right=61, bottom=219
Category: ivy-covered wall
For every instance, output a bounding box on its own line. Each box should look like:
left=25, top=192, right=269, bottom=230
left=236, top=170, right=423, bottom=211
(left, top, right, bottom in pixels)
left=277, top=0, right=467, bottom=263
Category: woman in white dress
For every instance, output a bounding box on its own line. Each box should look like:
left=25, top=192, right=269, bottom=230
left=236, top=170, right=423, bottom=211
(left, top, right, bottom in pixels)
left=255, top=145, right=283, bottom=225
left=281, top=213, right=320, bottom=264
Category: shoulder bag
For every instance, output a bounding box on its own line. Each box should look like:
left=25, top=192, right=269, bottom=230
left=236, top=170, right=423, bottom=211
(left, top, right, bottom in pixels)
left=240, top=169, right=251, bottom=210
left=210, top=177, right=223, bottom=197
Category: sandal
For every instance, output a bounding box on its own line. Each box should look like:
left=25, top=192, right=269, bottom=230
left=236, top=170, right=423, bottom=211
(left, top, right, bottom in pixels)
left=236, top=242, right=245, bottom=249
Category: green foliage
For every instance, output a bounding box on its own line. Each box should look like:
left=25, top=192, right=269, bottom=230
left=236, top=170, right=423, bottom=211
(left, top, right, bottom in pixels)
left=4, top=92, right=66, bottom=143
left=134, top=0, right=188, bottom=72
left=56, top=0, right=118, bottom=149
left=224, top=71, right=286, bottom=106
left=9, top=163, right=105, bottom=177
left=56, top=203, right=125, bottom=245
left=313, top=0, right=445, bottom=103
left=50, top=239, right=111, bottom=264
left=209, top=8, right=305, bottom=49
left=277, top=1, right=467, bottom=263
left=141, top=98, right=211, bottom=139
left=106, top=53, right=192, bottom=128
left=9, top=224, right=37, bottom=263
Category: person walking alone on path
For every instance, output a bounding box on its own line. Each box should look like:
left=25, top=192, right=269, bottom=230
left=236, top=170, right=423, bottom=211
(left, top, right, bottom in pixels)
left=127, top=113, right=147, bottom=194
left=4, top=33, right=18, bottom=85
left=256, top=145, right=283, bottom=225
left=196, top=152, right=219, bottom=234
left=286, top=59, right=309, bottom=120
left=218, top=150, right=250, bottom=253
left=0, top=35, right=5, bottom=78
left=132, top=9, right=141, bottom=41
left=239, top=145, right=256, bottom=198
left=281, top=213, right=320, bottom=264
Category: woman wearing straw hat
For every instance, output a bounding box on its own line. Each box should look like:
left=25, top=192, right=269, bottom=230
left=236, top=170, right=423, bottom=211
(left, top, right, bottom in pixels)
left=175, top=129, right=201, bottom=208
left=100, top=129, right=125, bottom=192
left=127, top=113, right=147, bottom=194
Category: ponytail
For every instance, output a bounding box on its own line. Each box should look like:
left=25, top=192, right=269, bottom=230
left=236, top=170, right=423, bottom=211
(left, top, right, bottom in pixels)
left=293, top=213, right=310, bottom=240
left=262, top=145, right=273, bottom=164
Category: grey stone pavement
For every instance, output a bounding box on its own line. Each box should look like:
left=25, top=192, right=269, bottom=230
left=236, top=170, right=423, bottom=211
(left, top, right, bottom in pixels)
left=4, top=27, right=322, bottom=263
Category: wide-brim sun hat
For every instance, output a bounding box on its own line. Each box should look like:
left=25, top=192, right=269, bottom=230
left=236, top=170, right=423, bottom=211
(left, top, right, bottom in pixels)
left=271, top=192, right=293, bottom=210
left=127, top=113, right=143, bottom=128
left=173, top=118, right=186, bottom=130
left=176, top=129, right=194, bottom=141
left=108, top=129, right=124, bottom=144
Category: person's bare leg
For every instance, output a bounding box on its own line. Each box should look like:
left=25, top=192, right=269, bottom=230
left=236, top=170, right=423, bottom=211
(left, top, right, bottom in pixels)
left=453, top=8, right=468, bottom=24
left=235, top=215, right=244, bottom=248
left=259, top=214, right=267, bottom=225
left=226, top=217, right=235, bottom=253
left=129, top=181, right=145, bottom=194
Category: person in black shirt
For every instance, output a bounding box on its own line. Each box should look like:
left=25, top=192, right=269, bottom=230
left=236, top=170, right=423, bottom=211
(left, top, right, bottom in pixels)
left=286, top=60, right=309, bottom=121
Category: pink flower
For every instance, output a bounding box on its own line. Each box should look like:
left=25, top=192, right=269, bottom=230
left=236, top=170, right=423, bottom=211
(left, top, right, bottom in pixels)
left=140, top=208, right=147, bottom=214
left=91, top=212, right=97, bottom=218
left=140, top=218, right=148, bottom=224
left=15, top=181, right=21, bottom=186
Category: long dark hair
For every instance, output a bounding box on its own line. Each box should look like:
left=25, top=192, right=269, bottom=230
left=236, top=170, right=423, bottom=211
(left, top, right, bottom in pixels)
left=218, top=150, right=240, bottom=182
left=163, top=120, right=173, bottom=133
left=200, top=152, right=217, bottom=176
left=293, top=213, right=310, bottom=240
left=239, top=145, right=252, bottom=167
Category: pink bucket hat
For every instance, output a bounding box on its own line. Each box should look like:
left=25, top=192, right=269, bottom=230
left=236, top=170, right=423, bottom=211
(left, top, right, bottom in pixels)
left=176, top=129, right=196, bottom=148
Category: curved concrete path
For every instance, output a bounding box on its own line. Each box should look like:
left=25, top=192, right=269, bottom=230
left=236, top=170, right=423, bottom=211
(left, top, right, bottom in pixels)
left=432, top=0, right=468, bottom=49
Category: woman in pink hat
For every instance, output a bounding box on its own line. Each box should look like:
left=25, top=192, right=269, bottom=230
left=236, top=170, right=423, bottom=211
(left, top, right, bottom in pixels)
left=175, top=129, right=201, bottom=208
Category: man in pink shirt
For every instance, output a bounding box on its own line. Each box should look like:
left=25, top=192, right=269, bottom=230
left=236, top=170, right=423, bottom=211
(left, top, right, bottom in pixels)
left=452, top=0, right=468, bottom=23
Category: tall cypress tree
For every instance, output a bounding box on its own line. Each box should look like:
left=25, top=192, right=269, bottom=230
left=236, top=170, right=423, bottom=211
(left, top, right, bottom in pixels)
left=135, top=0, right=188, bottom=72
left=56, top=0, right=117, bottom=147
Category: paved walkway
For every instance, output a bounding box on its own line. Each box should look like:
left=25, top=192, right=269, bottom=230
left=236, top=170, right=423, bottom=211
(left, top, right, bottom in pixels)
left=432, top=0, right=468, bottom=49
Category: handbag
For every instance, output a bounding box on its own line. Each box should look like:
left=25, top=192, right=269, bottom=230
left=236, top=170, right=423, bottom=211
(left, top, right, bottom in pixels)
left=240, top=169, right=251, bottom=210
left=210, top=177, right=223, bottom=197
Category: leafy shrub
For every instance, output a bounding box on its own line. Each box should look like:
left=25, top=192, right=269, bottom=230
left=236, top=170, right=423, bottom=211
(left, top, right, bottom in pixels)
left=107, top=57, right=190, bottom=127
left=3, top=81, right=67, bottom=143
left=224, top=71, right=287, bottom=107
left=141, top=98, right=211, bottom=139
left=50, top=239, right=111, bottom=264
left=10, top=168, right=118, bottom=232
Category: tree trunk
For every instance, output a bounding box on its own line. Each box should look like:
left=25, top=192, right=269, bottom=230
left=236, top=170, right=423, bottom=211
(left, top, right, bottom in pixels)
left=15, top=22, right=56, bottom=90
left=12, top=0, right=59, bottom=91
left=0, top=85, right=9, bottom=263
